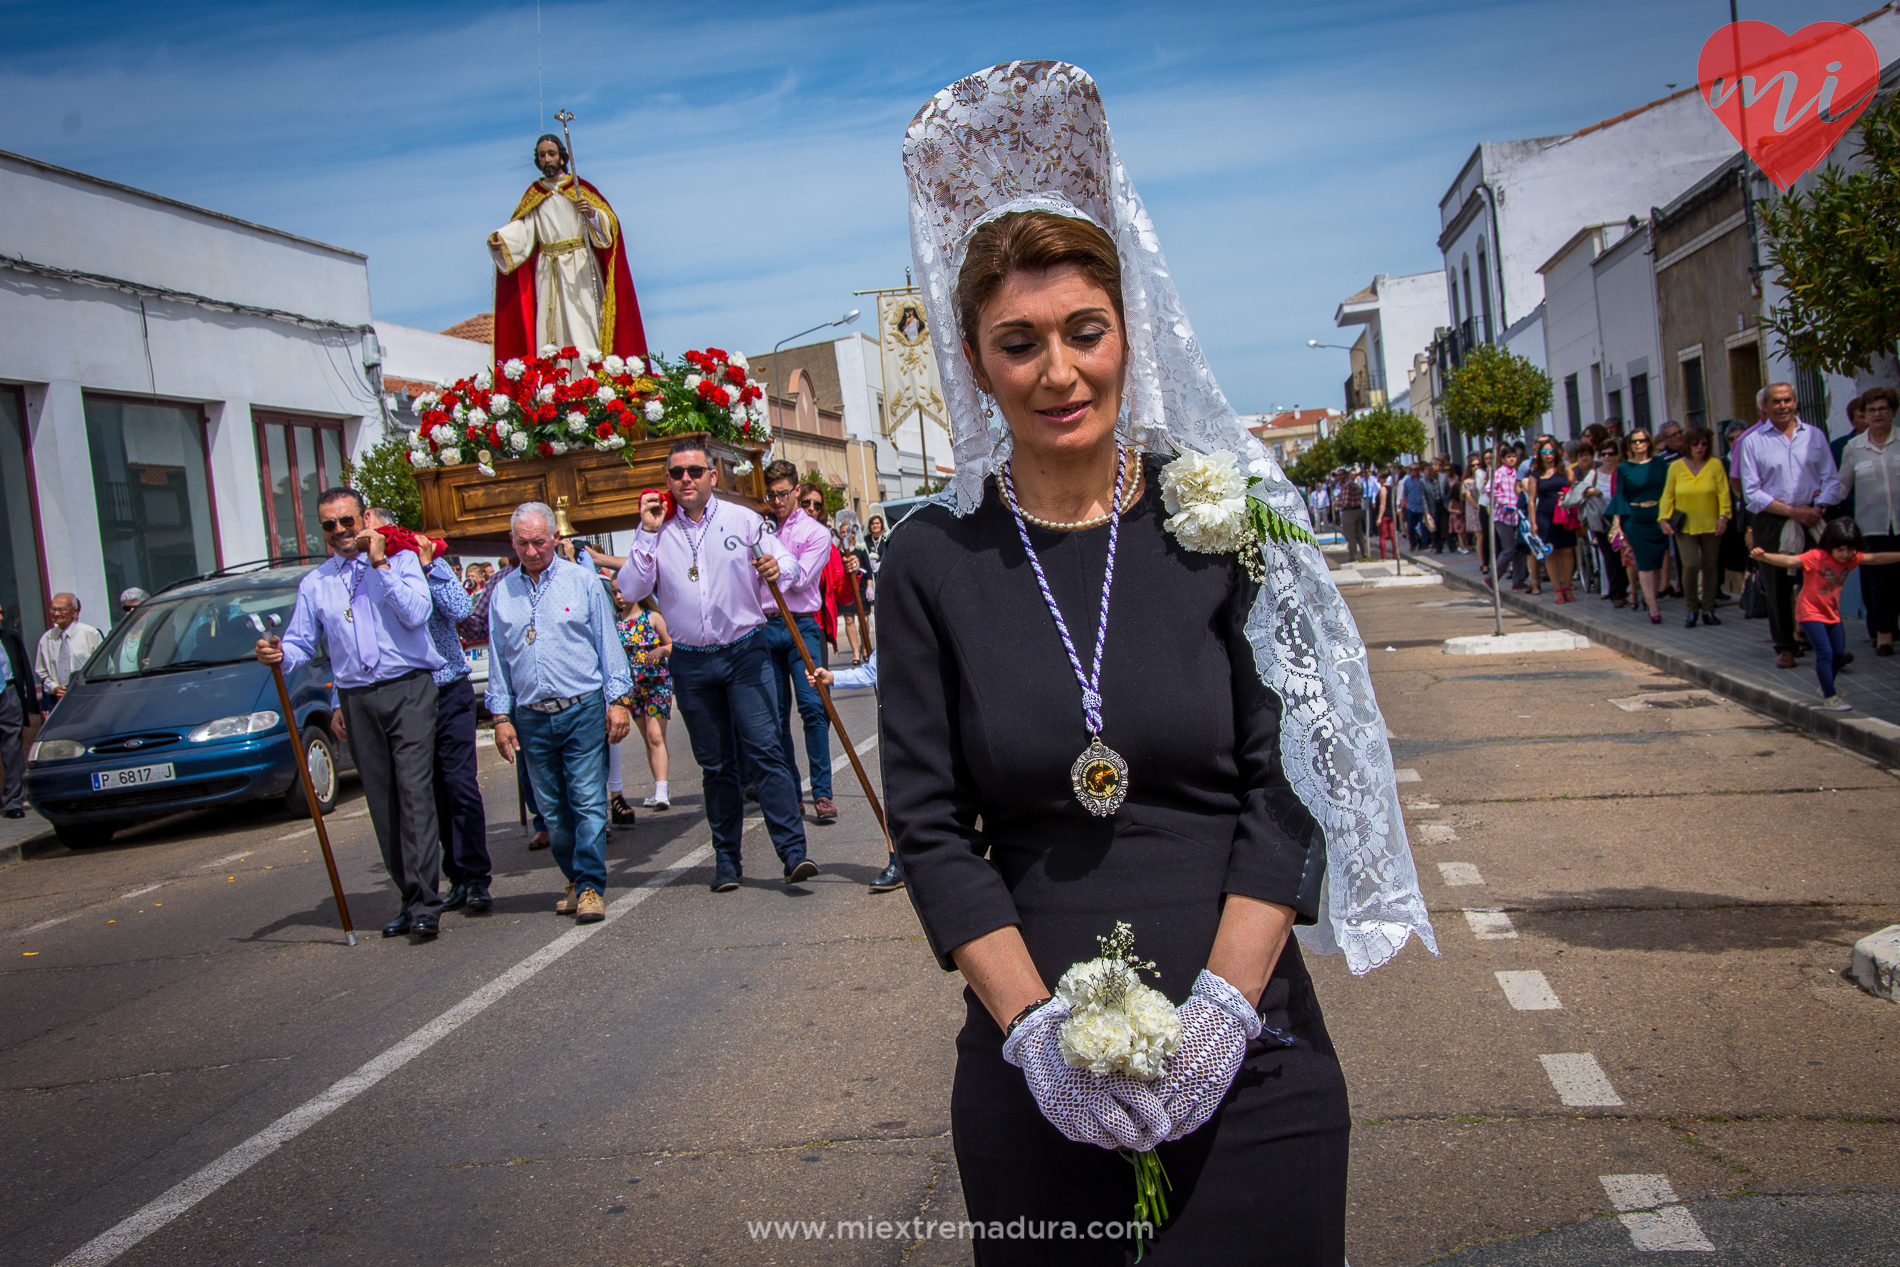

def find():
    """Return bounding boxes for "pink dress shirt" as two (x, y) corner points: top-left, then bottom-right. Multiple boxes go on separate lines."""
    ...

(757, 508), (831, 615)
(616, 496), (794, 650)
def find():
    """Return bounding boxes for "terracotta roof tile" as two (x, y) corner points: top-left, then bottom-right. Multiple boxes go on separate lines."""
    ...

(441, 313), (493, 343)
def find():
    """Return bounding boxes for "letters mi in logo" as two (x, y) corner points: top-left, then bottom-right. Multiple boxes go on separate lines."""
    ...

(1697, 21), (1881, 190)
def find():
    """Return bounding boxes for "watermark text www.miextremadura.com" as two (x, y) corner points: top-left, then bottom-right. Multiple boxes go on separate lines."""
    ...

(746, 1218), (1153, 1242)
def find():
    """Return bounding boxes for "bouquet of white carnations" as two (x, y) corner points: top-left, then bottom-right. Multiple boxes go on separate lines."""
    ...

(1159, 449), (1317, 582)
(1055, 922), (1179, 1258)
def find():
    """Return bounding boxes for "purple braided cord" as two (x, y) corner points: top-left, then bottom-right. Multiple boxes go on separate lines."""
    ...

(1001, 446), (1126, 736)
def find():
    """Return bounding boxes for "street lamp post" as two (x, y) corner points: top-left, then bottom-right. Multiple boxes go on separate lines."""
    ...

(772, 309), (861, 463)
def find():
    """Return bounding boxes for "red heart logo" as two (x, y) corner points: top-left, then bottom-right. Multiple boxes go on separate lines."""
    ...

(1697, 21), (1880, 191)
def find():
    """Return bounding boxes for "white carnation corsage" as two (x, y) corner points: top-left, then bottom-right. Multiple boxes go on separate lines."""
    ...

(1057, 922), (1179, 1258)
(1158, 449), (1316, 581)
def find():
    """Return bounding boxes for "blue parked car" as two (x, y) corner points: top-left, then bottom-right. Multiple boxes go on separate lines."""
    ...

(25, 562), (356, 849)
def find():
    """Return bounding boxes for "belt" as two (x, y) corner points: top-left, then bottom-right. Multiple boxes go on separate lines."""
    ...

(541, 237), (587, 256)
(674, 627), (762, 655)
(338, 666), (430, 695)
(1631, 500), (1660, 508)
(764, 611), (820, 622)
(522, 692), (588, 713)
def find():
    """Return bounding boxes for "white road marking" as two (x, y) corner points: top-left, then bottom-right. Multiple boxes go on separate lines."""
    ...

(1599, 1174), (1714, 1252)
(829, 732), (878, 774)
(1437, 861), (1484, 886)
(17, 914), (78, 936)
(198, 853), (251, 868)
(1394, 768), (1421, 783)
(52, 837), (717, 1267)
(1403, 799), (1440, 810)
(120, 883), (165, 900)
(1413, 824), (1460, 844)
(1540, 1053), (1623, 1106)
(342, 808), (370, 819)
(276, 826), (315, 841)
(1461, 908), (1517, 939)
(1496, 970), (1562, 1010)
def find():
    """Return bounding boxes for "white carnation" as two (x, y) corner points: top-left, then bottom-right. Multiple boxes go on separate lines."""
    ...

(644, 399), (664, 422)
(1165, 500), (1253, 554)
(1159, 449), (1252, 555)
(508, 432), (529, 452)
(538, 344), (559, 359)
(624, 356), (646, 378)
(489, 392), (512, 414)
(609, 435), (626, 449)
(582, 348), (601, 362)
(537, 384), (557, 403)
(549, 440), (569, 455)
(467, 408), (489, 428)
(1058, 1005), (1137, 1076)
(603, 355), (626, 376)
(477, 463), (496, 477)
(408, 449), (434, 468)
(452, 403), (466, 422)
(439, 449), (464, 466)
(730, 352), (749, 371)
(475, 368), (494, 390)
(567, 412), (589, 434)
(502, 359), (526, 381)
(596, 385), (616, 404)
(684, 373), (703, 391)
(430, 423), (455, 444)
(733, 459), (754, 476)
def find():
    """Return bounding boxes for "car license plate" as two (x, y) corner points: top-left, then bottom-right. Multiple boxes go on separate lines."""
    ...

(91, 763), (176, 792)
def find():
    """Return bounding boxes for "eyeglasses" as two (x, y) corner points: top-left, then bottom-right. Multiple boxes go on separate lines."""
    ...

(800, 499), (824, 511)
(667, 465), (709, 481)
(320, 516), (357, 531)
(765, 486), (796, 501)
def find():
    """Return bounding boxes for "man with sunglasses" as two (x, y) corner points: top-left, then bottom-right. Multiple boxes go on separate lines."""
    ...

(754, 461), (839, 824)
(614, 441), (816, 891)
(257, 487), (447, 938)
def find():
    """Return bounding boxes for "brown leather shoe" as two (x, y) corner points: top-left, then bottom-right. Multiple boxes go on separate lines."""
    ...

(556, 883), (577, 915)
(575, 889), (605, 923)
(1776, 651), (1797, 669)
(813, 796), (838, 824)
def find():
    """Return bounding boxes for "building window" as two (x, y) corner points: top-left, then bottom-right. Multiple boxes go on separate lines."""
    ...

(1678, 360), (1704, 429)
(255, 412), (346, 560)
(84, 396), (221, 601)
(1794, 362), (1828, 429)
(1631, 373), (1652, 430)
(1476, 241), (1494, 344)
(1563, 374), (1582, 439)
(1607, 389), (1623, 425)
(0, 387), (48, 649)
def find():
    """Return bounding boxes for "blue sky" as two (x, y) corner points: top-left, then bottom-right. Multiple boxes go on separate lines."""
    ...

(0, 0), (1839, 411)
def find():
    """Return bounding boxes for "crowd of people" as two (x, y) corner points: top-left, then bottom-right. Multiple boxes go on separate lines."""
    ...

(245, 444), (886, 938)
(1299, 381), (1900, 711)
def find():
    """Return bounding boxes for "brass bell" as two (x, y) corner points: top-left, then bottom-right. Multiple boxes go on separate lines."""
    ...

(553, 495), (576, 537)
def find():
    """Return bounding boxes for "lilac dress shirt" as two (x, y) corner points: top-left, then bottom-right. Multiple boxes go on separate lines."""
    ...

(616, 496), (794, 650)
(1736, 419), (1841, 514)
(279, 551), (444, 687)
(758, 508), (831, 615)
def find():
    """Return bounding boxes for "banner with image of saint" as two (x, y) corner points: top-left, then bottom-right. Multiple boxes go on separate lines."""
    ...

(878, 292), (948, 439)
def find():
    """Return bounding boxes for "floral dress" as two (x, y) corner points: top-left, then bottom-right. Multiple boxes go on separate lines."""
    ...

(620, 610), (672, 720)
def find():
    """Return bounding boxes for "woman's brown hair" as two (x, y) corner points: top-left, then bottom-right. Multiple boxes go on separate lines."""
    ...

(955, 211), (1125, 350)
(1682, 424), (1714, 452)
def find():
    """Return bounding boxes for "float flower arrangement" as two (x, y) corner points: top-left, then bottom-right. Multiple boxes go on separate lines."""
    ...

(407, 345), (770, 476)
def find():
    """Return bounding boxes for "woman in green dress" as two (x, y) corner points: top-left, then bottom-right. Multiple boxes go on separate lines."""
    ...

(1610, 428), (1669, 623)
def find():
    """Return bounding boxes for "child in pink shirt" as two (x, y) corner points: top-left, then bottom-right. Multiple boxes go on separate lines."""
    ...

(1754, 517), (1900, 710)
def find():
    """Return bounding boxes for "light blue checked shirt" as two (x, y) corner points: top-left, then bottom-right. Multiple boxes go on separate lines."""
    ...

(423, 558), (472, 686)
(484, 554), (633, 717)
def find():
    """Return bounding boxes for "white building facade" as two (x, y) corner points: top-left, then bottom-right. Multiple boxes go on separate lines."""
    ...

(1334, 270), (1447, 414)
(0, 149), (380, 652)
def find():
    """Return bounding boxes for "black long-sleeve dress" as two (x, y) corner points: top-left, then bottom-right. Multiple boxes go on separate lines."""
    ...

(878, 458), (1351, 1265)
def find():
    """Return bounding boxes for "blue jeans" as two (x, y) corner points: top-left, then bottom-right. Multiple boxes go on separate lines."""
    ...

(513, 694), (610, 897)
(762, 613), (832, 801)
(1800, 620), (1846, 698)
(671, 632), (808, 873)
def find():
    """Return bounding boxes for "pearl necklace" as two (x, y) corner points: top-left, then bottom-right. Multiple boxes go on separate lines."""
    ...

(1000, 454), (1141, 530)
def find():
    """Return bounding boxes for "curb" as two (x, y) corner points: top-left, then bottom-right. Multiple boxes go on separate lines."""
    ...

(0, 841), (20, 867)
(1409, 555), (1900, 769)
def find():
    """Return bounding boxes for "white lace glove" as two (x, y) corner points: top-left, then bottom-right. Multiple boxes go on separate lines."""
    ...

(1156, 970), (1262, 1141)
(1002, 1000), (1173, 1151)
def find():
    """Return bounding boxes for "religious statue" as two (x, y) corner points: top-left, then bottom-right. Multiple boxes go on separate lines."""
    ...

(489, 130), (647, 363)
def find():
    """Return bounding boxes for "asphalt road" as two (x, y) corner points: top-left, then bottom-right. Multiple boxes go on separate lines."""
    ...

(2, 586), (1895, 1266)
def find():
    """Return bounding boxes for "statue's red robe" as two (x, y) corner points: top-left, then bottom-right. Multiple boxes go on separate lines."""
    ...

(492, 175), (647, 362)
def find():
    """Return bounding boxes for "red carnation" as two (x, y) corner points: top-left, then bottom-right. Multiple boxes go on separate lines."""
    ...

(706, 347), (728, 361)
(740, 385), (762, 403)
(596, 422), (614, 439)
(559, 345), (579, 359)
(724, 365), (747, 386)
(466, 425), (482, 439)
(537, 442), (554, 456)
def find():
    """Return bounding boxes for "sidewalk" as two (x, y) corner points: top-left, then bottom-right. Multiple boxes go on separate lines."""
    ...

(1404, 547), (1900, 766)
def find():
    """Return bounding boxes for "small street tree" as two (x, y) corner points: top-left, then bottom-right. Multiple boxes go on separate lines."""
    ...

(342, 433), (424, 532)
(1759, 91), (1900, 381)
(1285, 436), (1336, 488)
(1440, 344), (1553, 636)
(1333, 405), (1428, 469)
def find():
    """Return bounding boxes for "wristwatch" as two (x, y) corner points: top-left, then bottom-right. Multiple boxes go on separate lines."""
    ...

(613, 695), (633, 709)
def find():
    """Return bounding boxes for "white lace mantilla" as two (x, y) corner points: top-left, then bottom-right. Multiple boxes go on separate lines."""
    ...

(903, 61), (1435, 973)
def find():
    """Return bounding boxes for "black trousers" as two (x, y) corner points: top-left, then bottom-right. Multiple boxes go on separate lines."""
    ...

(1863, 533), (1900, 640)
(1754, 509), (1799, 653)
(342, 669), (442, 916)
(431, 677), (491, 887)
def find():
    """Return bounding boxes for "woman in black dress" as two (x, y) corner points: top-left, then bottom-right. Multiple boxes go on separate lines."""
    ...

(883, 62), (1434, 1265)
(1521, 438), (1576, 600)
